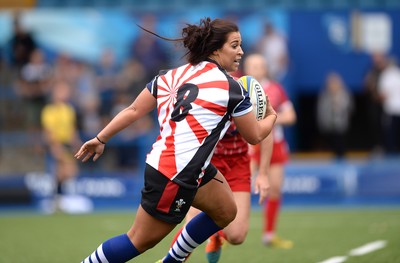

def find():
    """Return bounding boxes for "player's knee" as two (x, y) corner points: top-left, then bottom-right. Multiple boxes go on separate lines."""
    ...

(269, 189), (282, 199)
(227, 231), (247, 245)
(214, 203), (237, 227)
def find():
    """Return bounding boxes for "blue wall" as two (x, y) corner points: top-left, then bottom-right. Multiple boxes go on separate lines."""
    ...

(1, 158), (399, 213)
(289, 9), (400, 93)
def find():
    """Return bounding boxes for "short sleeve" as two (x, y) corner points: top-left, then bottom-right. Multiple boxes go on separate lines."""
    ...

(229, 78), (253, 117)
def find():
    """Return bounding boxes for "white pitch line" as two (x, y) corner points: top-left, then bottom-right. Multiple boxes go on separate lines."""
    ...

(349, 240), (387, 256)
(317, 240), (388, 263)
(317, 256), (348, 263)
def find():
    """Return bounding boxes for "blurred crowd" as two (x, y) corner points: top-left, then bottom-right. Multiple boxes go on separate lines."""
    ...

(0, 12), (163, 173)
(1, 11), (400, 178)
(316, 51), (400, 159)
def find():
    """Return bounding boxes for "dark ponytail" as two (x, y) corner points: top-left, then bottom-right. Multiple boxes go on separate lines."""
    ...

(137, 17), (239, 65)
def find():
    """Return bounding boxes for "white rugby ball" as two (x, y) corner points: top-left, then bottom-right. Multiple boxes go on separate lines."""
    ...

(238, 75), (267, 120)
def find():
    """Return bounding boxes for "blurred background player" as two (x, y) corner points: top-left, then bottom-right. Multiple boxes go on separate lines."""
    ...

(377, 57), (400, 154)
(169, 115), (273, 263)
(41, 80), (81, 212)
(317, 72), (354, 159)
(254, 22), (289, 83)
(244, 53), (296, 249)
(363, 52), (388, 154)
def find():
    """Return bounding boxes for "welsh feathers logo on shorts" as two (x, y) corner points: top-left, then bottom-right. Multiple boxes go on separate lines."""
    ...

(174, 199), (186, 212)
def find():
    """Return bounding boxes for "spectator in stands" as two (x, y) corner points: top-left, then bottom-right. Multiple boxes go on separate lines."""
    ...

(0, 48), (13, 126)
(110, 91), (155, 170)
(94, 48), (120, 122)
(41, 80), (81, 212)
(254, 22), (289, 83)
(74, 61), (103, 172)
(130, 14), (169, 79)
(52, 53), (101, 138)
(0, 47), (14, 88)
(8, 11), (37, 71)
(52, 53), (79, 85)
(317, 72), (354, 159)
(363, 51), (388, 154)
(116, 58), (147, 100)
(73, 60), (106, 170)
(16, 48), (53, 151)
(114, 59), (156, 170)
(0, 49), (4, 145)
(378, 57), (400, 154)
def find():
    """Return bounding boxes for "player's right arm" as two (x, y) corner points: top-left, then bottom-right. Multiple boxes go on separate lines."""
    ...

(75, 87), (156, 162)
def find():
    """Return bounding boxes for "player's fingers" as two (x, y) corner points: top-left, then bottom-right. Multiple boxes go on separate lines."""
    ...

(258, 195), (264, 205)
(74, 148), (84, 158)
(75, 145), (89, 158)
(258, 187), (269, 205)
(93, 152), (102, 162)
(259, 192), (267, 205)
(81, 151), (93, 162)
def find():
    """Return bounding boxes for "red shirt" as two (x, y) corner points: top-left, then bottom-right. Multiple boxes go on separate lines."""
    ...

(214, 121), (248, 157)
(261, 79), (291, 143)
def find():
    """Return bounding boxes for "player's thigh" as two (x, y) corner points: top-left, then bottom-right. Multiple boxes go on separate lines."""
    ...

(192, 171), (236, 227)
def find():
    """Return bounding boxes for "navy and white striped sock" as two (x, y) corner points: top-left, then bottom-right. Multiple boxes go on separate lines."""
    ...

(82, 234), (139, 263)
(162, 212), (222, 262)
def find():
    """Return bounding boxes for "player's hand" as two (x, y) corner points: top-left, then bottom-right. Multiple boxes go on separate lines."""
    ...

(253, 172), (270, 205)
(74, 138), (105, 162)
(264, 95), (277, 119)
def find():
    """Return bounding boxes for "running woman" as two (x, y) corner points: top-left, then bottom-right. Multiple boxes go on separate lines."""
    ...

(75, 18), (277, 263)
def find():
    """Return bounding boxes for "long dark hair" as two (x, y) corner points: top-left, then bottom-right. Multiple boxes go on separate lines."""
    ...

(137, 17), (239, 65)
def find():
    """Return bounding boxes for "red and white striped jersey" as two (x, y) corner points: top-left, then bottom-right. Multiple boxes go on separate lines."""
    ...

(145, 60), (252, 188)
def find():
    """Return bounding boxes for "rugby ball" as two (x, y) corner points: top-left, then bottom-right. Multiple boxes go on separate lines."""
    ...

(238, 75), (267, 120)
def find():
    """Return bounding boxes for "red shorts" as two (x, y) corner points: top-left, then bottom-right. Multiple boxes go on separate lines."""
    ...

(211, 153), (251, 192)
(250, 140), (289, 166)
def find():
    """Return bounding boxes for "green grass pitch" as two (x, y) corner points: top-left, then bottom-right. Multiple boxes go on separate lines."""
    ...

(0, 208), (399, 263)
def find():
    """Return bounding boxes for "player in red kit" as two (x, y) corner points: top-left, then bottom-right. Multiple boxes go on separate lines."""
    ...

(244, 53), (297, 249)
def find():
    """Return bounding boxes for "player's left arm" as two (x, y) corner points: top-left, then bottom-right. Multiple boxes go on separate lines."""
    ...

(253, 132), (273, 205)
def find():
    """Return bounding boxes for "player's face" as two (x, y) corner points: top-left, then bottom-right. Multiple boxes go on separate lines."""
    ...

(244, 54), (268, 82)
(213, 32), (244, 72)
